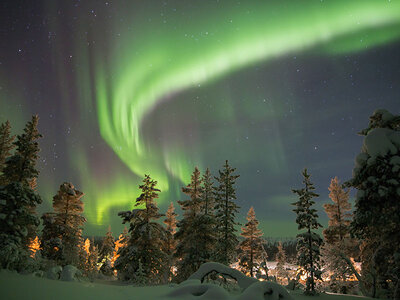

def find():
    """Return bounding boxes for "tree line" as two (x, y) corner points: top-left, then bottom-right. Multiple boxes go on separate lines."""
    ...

(0, 109), (399, 299)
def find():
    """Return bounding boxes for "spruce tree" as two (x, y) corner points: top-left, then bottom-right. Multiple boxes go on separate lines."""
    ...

(115, 175), (167, 283)
(175, 167), (206, 281)
(0, 120), (15, 181)
(202, 168), (215, 216)
(0, 116), (42, 270)
(275, 241), (288, 284)
(214, 160), (240, 266)
(163, 202), (177, 281)
(111, 227), (129, 269)
(323, 177), (354, 290)
(347, 109), (400, 299)
(99, 226), (114, 263)
(2, 115), (42, 186)
(99, 226), (115, 275)
(41, 182), (86, 266)
(292, 168), (323, 295)
(238, 206), (264, 277)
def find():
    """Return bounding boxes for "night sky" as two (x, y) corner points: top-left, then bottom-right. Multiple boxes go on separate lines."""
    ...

(1, 0), (399, 238)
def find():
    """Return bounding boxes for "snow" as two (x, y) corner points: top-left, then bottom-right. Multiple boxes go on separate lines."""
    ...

(362, 128), (400, 158)
(0, 269), (373, 300)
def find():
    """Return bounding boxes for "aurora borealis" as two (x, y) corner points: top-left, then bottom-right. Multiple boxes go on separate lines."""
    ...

(1, 0), (400, 237)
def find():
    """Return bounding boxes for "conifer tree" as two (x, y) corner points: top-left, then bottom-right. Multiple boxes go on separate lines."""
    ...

(238, 206), (264, 277)
(115, 175), (167, 283)
(202, 168), (215, 216)
(214, 160), (240, 266)
(163, 202), (177, 281)
(292, 168), (323, 295)
(99, 226), (115, 264)
(347, 109), (400, 299)
(2, 115), (42, 186)
(41, 182), (86, 266)
(0, 116), (42, 270)
(111, 227), (129, 268)
(99, 226), (115, 275)
(323, 177), (354, 289)
(0, 120), (15, 181)
(175, 167), (206, 281)
(275, 241), (288, 284)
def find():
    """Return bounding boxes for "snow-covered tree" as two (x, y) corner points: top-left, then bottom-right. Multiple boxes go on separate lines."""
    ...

(213, 160), (240, 266)
(0, 116), (42, 270)
(275, 242), (288, 283)
(115, 175), (168, 283)
(238, 206), (264, 277)
(0, 120), (15, 181)
(163, 202), (177, 281)
(0, 183), (42, 270)
(41, 182), (86, 266)
(322, 177), (354, 290)
(347, 109), (400, 299)
(99, 226), (114, 264)
(292, 168), (323, 295)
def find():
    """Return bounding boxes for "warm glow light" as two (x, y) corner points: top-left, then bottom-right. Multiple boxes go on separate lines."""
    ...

(28, 236), (41, 258)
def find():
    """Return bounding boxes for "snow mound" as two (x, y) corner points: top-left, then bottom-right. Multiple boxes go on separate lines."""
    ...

(46, 265), (62, 280)
(60, 265), (82, 282)
(188, 262), (258, 290)
(176, 262), (294, 300)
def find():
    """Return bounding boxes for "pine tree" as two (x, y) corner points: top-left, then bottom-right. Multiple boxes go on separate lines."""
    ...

(0, 120), (15, 181)
(238, 206), (264, 277)
(163, 202), (177, 281)
(292, 168), (323, 295)
(323, 177), (354, 289)
(275, 241), (288, 284)
(202, 168), (215, 216)
(41, 182), (86, 266)
(347, 109), (400, 299)
(2, 115), (42, 186)
(0, 116), (42, 270)
(99, 226), (114, 264)
(111, 227), (129, 269)
(214, 160), (240, 266)
(115, 175), (168, 283)
(175, 167), (206, 281)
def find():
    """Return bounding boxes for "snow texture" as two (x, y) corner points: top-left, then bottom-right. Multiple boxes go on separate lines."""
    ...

(189, 262), (258, 290)
(362, 128), (400, 158)
(60, 265), (82, 281)
(46, 266), (62, 280)
(0, 269), (372, 300)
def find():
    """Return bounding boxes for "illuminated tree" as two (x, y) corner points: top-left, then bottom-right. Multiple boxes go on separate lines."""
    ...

(275, 242), (288, 283)
(213, 160), (240, 266)
(322, 177), (354, 291)
(347, 109), (400, 298)
(115, 175), (167, 283)
(41, 182), (86, 266)
(111, 227), (129, 268)
(238, 206), (264, 277)
(0, 116), (42, 270)
(292, 168), (323, 295)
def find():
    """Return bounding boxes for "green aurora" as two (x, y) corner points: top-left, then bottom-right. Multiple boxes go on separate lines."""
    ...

(2, 0), (400, 236)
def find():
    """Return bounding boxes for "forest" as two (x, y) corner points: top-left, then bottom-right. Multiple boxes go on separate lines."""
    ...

(0, 109), (399, 299)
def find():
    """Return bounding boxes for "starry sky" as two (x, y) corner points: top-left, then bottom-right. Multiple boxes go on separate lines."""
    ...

(1, 0), (400, 238)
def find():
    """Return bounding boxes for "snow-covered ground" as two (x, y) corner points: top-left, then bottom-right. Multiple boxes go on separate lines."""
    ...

(0, 268), (371, 300)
